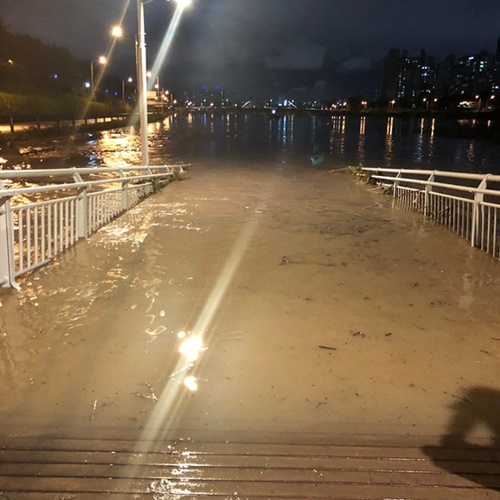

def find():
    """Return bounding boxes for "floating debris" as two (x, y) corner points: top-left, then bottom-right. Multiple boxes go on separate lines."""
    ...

(385, 332), (393, 337)
(135, 382), (158, 402)
(361, 198), (393, 210)
(146, 325), (167, 341)
(352, 331), (365, 337)
(444, 391), (472, 405)
(218, 330), (246, 341)
(169, 365), (193, 379)
(318, 345), (337, 350)
(91, 400), (98, 421)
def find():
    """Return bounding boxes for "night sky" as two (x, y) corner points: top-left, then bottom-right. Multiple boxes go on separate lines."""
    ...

(2, 0), (500, 99)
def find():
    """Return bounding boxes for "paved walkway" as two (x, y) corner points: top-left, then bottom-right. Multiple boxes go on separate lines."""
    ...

(0, 163), (499, 497)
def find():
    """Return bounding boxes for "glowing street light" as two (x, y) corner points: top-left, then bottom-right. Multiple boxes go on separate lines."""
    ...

(475, 94), (482, 111)
(487, 94), (495, 110)
(122, 76), (134, 103)
(136, 0), (192, 166)
(111, 25), (123, 38)
(90, 56), (107, 96)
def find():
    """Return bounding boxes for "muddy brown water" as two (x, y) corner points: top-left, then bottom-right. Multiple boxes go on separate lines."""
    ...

(0, 160), (499, 447)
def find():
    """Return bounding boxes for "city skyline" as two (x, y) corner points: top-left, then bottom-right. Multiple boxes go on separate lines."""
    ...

(2, 0), (500, 100)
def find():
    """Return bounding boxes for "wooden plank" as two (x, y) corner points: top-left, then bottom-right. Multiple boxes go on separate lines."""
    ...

(0, 439), (497, 498)
(0, 462), (499, 490)
(1, 449), (499, 477)
(0, 476), (496, 499)
(2, 439), (499, 462)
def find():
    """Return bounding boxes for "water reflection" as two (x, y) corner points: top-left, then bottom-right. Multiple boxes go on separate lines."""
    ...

(385, 117), (394, 164)
(329, 116), (346, 159)
(277, 114), (294, 145)
(16, 113), (500, 173)
(414, 118), (425, 163)
(466, 143), (476, 163)
(358, 117), (366, 164)
(428, 118), (436, 160)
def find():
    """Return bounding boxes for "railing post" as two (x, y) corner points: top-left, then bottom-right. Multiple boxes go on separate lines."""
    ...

(0, 194), (15, 287)
(424, 171), (435, 216)
(76, 189), (88, 239)
(471, 175), (488, 248)
(393, 170), (401, 199)
(120, 170), (130, 210)
(73, 172), (88, 239)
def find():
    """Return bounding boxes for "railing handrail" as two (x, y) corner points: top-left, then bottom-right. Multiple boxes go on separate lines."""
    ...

(0, 164), (185, 288)
(360, 166), (500, 262)
(369, 174), (500, 197)
(0, 164), (184, 179)
(362, 167), (500, 183)
(0, 165), (183, 198)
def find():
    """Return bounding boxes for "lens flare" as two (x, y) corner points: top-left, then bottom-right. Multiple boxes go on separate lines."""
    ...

(179, 336), (204, 362)
(183, 376), (198, 392)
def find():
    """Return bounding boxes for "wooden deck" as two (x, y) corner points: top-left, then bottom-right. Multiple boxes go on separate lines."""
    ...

(0, 437), (498, 498)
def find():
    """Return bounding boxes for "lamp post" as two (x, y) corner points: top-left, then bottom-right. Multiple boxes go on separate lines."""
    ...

(136, 0), (149, 166)
(487, 94), (495, 110)
(475, 94), (482, 111)
(122, 77), (133, 103)
(91, 56), (107, 96)
(136, 0), (192, 166)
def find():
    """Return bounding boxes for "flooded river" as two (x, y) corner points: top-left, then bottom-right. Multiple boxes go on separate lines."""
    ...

(4, 112), (500, 174)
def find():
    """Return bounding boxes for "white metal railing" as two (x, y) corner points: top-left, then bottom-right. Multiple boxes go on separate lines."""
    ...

(361, 167), (500, 260)
(0, 165), (184, 287)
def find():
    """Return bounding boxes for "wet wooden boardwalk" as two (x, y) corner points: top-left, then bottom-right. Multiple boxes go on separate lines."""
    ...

(0, 437), (499, 498)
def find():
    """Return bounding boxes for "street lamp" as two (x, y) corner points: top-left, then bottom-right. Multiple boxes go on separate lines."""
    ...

(91, 56), (107, 96)
(136, 0), (192, 166)
(111, 25), (123, 38)
(122, 77), (134, 103)
(487, 94), (495, 110)
(475, 94), (482, 111)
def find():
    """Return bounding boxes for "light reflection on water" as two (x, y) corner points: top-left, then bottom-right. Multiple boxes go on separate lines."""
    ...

(58, 113), (500, 174)
(3, 114), (500, 174)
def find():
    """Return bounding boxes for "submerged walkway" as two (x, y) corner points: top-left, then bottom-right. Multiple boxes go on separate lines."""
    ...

(0, 162), (499, 497)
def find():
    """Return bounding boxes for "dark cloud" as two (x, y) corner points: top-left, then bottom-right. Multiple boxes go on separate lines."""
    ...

(2, 0), (500, 99)
(267, 39), (326, 71)
(338, 57), (372, 74)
